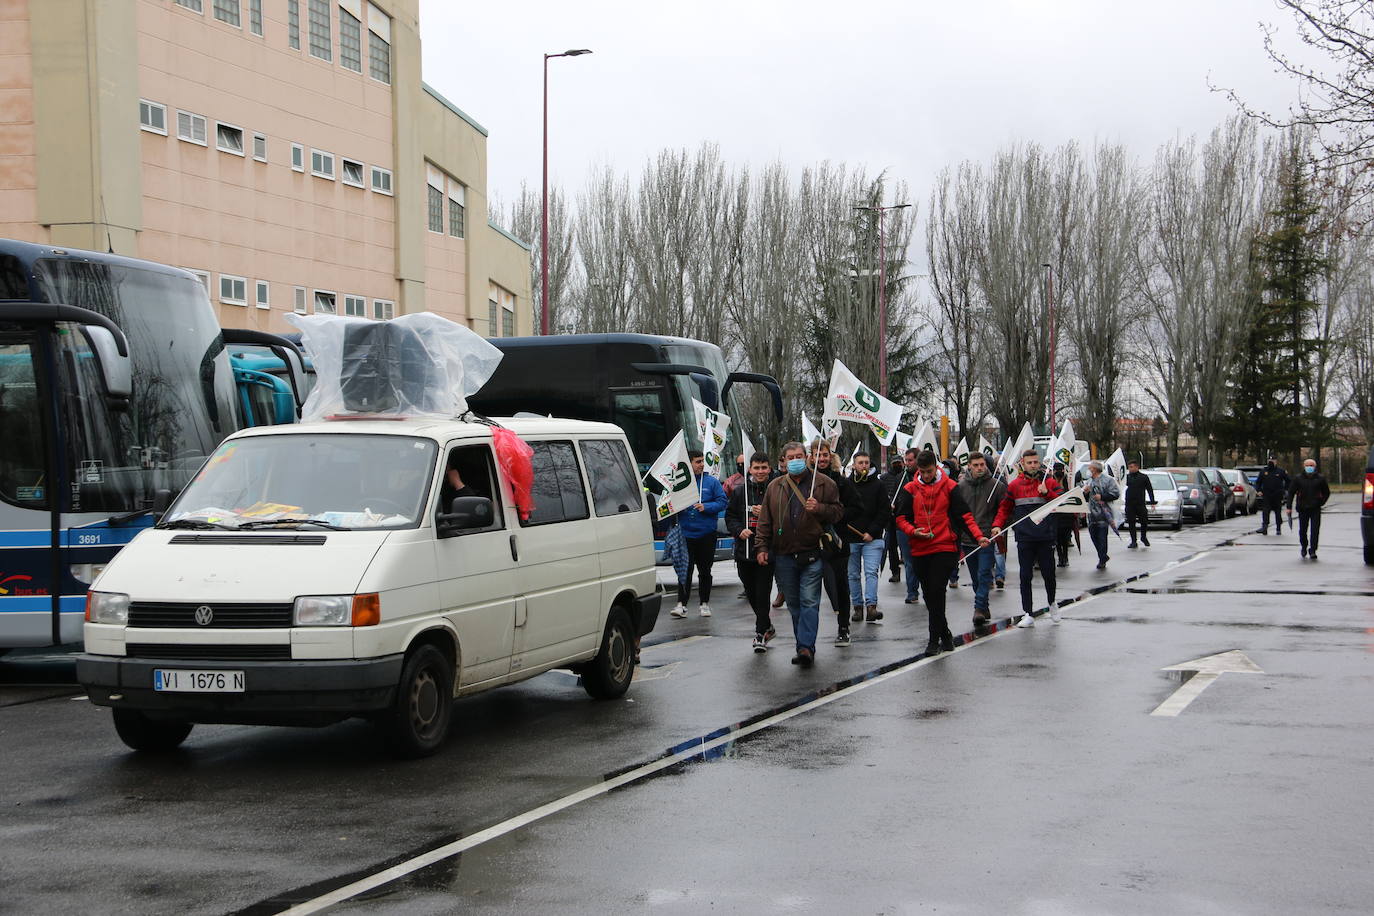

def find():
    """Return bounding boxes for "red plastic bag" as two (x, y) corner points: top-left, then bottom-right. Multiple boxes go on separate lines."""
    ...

(492, 427), (535, 521)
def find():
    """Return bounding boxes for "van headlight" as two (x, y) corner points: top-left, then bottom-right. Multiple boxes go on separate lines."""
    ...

(293, 595), (352, 626)
(86, 591), (129, 624)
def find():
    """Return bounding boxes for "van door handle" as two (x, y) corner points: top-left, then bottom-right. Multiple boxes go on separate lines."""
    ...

(509, 534), (519, 562)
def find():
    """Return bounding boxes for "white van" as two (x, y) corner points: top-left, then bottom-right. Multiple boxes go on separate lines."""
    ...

(77, 417), (662, 757)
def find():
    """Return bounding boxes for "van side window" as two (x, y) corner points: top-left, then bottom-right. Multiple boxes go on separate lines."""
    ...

(439, 444), (503, 533)
(579, 439), (642, 516)
(521, 440), (589, 526)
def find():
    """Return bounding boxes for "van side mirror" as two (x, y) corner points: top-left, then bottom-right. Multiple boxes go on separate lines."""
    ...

(437, 496), (494, 535)
(80, 325), (132, 400)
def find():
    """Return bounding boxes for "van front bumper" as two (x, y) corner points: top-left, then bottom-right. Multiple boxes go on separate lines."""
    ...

(76, 653), (403, 725)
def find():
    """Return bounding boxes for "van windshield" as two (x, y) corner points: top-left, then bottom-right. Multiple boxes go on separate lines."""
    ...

(164, 434), (437, 530)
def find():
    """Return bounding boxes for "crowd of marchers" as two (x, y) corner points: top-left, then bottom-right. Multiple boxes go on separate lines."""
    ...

(662, 444), (1333, 669)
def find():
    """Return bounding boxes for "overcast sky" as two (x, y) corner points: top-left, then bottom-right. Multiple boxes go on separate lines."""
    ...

(419, 0), (1312, 223)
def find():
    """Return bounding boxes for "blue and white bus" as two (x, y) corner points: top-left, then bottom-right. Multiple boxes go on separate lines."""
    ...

(0, 239), (302, 649)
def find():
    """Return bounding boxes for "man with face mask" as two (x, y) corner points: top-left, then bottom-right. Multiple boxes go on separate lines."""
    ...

(992, 449), (1065, 627)
(1285, 458), (1330, 559)
(756, 442), (844, 667)
(1255, 458), (1291, 535)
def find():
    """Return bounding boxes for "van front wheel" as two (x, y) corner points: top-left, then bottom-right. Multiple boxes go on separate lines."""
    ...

(112, 709), (193, 752)
(383, 644), (454, 758)
(582, 607), (635, 700)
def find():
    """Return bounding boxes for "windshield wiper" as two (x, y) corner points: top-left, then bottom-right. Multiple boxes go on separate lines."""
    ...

(155, 518), (238, 530)
(237, 518), (350, 531)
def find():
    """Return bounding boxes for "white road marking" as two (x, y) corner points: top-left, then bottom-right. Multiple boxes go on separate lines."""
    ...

(1150, 650), (1263, 717)
(632, 661), (681, 682)
(280, 634), (1000, 915)
(641, 634), (712, 653)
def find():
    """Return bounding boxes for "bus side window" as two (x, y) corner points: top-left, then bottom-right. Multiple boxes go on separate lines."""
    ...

(439, 444), (503, 532)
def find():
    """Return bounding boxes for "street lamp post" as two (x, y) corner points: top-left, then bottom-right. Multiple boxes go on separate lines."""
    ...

(1043, 262), (1056, 429)
(541, 48), (591, 336)
(854, 202), (909, 463)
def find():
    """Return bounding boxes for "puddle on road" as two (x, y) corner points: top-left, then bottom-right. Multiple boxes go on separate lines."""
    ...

(1078, 615), (1367, 634)
(1122, 586), (1374, 598)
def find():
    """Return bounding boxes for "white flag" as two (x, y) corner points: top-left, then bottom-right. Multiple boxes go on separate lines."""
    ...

(691, 399), (731, 477)
(843, 440), (862, 475)
(1045, 419), (1076, 471)
(953, 438), (970, 471)
(915, 418), (940, 455)
(742, 429), (757, 467)
(894, 429), (914, 453)
(997, 422), (1035, 479)
(801, 413), (823, 447)
(821, 414), (841, 448)
(1027, 484), (1090, 525)
(978, 434), (997, 461)
(824, 359), (904, 445)
(1104, 447), (1127, 480)
(647, 432), (701, 521)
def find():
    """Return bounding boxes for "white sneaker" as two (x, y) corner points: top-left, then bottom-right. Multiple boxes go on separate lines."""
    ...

(670, 603), (687, 619)
(1016, 613), (1035, 628)
(699, 604), (712, 617)
(1050, 606), (1062, 623)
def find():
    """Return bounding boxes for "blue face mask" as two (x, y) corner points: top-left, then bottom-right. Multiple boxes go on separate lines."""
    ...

(1304, 466), (1315, 474)
(787, 458), (808, 476)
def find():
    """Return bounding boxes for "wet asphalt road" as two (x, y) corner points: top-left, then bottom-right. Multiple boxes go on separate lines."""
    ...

(3, 498), (1372, 914)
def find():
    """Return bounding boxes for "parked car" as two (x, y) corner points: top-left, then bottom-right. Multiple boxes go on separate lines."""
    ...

(1216, 468), (1258, 515)
(1204, 467), (1237, 517)
(1143, 470), (1184, 530)
(1363, 444), (1373, 565)
(1155, 467), (1221, 522)
(1236, 465), (1266, 487)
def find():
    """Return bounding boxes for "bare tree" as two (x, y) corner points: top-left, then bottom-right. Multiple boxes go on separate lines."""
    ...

(499, 183), (575, 334)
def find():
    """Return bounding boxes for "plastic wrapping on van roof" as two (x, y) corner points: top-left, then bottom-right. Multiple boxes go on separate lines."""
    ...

(286, 313), (503, 421)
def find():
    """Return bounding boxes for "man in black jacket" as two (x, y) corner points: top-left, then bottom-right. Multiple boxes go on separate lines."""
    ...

(811, 441), (861, 647)
(726, 453), (778, 651)
(1255, 458), (1291, 534)
(955, 452), (1006, 626)
(1123, 459), (1155, 548)
(1286, 458), (1331, 559)
(845, 452), (890, 624)
(881, 458), (909, 583)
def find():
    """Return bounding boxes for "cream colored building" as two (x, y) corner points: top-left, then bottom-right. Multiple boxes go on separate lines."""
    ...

(0, 0), (531, 336)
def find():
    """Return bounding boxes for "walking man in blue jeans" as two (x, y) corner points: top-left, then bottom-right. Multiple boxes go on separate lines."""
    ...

(845, 452), (890, 625)
(955, 452), (1005, 627)
(755, 441), (845, 667)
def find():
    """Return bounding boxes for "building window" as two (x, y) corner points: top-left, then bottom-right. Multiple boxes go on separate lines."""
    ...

(255, 280), (270, 310)
(216, 123), (245, 156)
(448, 195), (465, 239)
(174, 0), (203, 12)
(488, 299), (498, 336)
(368, 30), (390, 84)
(427, 185), (443, 233)
(212, 0), (240, 27)
(139, 100), (166, 135)
(313, 290), (337, 314)
(307, 0), (332, 61)
(339, 6), (362, 72)
(293, 286), (307, 314)
(176, 110), (207, 145)
(288, 0), (300, 48)
(249, 0), (262, 34)
(219, 275), (248, 305)
(344, 294), (366, 317)
(188, 269), (211, 295)
(502, 307), (514, 338)
(291, 143), (305, 172)
(372, 298), (394, 320)
(252, 133), (267, 161)
(341, 158), (365, 187)
(311, 149), (334, 180)
(370, 166), (392, 195)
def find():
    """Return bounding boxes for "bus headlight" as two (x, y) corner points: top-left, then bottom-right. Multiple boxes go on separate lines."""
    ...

(86, 591), (130, 624)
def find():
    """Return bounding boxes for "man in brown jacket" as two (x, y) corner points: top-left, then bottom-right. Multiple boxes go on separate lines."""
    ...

(755, 441), (845, 667)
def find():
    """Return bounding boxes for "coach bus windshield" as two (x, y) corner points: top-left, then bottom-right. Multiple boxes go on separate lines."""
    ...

(31, 258), (238, 513)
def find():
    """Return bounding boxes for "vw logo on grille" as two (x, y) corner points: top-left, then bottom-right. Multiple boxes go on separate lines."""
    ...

(194, 605), (214, 626)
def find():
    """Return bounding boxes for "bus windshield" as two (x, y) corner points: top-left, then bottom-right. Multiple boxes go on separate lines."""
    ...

(32, 257), (239, 513)
(165, 434), (437, 530)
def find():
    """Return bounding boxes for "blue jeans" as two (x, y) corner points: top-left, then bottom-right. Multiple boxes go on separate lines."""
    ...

(1089, 523), (1110, 564)
(895, 530), (920, 600)
(995, 545), (1007, 581)
(847, 537), (885, 607)
(968, 546), (997, 613)
(774, 552), (823, 653)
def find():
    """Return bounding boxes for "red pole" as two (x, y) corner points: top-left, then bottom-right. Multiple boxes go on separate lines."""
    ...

(878, 210), (888, 466)
(1046, 263), (1057, 427)
(540, 54), (550, 336)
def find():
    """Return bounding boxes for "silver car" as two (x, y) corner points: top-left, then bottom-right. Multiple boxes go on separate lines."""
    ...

(1216, 468), (1257, 515)
(1142, 470), (1184, 530)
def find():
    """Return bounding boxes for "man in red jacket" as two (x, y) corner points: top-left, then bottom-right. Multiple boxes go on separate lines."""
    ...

(894, 450), (990, 656)
(992, 449), (1064, 627)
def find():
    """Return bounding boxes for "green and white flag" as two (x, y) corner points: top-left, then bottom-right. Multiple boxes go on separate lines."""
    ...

(894, 429), (914, 453)
(1104, 447), (1127, 480)
(915, 418), (940, 456)
(1027, 483), (1090, 524)
(648, 431), (701, 520)
(824, 359), (904, 446)
(1046, 419), (1076, 470)
(801, 413), (823, 448)
(998, 422), (1035, 479)
(978, 434), (997, 461)
(953, 437), (971, 470)
(691, 399), (731, 478)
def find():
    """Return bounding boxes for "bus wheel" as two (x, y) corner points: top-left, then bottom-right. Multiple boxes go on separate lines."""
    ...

(383, 643), (454, 759)
(112, 709), (193, 752)
(582, 607), (634, 700)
